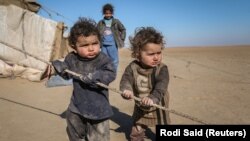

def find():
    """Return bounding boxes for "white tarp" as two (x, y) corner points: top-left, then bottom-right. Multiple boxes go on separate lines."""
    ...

(0, 59), (43, 81)
(0, 4), (63, 81)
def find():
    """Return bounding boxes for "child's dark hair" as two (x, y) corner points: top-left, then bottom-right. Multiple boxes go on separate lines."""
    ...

(68, 17), (101, 49)
(129, 27), (165, 58)
(102, 3), (114, 14)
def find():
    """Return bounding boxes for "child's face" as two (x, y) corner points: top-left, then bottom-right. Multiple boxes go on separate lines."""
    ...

(75, 35), (101, 59)
(104, 10), (113, 19)
(139, 43), (163, 67)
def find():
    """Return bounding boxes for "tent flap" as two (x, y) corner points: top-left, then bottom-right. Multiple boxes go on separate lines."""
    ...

(0, 4), (68, 81)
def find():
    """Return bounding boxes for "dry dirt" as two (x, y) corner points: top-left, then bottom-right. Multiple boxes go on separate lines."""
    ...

(0, 46), (250, 141)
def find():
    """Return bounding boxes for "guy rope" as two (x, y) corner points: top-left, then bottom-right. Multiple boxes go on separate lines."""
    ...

(1, 40), (210, 124)
(64, 69), (209, 125)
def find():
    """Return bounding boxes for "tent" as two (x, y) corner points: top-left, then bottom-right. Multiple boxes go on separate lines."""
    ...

(0, 0), (71, 81)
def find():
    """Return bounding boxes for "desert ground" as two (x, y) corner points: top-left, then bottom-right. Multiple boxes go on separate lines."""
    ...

(0, 46), (250, 141)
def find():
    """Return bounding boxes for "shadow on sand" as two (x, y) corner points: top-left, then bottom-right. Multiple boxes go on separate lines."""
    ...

(110, 106), (133, 140)
(110, 106), (156, 141)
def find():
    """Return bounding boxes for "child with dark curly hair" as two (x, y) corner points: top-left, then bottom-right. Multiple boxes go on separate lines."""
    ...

(48, 17), (116, 141)
(120, 27), (170, 141)
(97, 3), (126, 72)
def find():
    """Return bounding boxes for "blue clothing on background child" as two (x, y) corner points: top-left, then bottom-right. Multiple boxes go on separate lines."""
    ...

(97, 3), (126, 72)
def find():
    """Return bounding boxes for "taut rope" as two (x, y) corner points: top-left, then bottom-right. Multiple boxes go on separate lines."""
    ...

(0, 40), (210, 124)
(64, 69), (210, 125)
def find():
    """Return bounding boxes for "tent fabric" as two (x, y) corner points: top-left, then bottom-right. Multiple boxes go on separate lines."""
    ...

(0, 4), (69, 81)
(0, 59), (43, 81)
(0, 0), (41, 13)
(50, 24), (74, 61)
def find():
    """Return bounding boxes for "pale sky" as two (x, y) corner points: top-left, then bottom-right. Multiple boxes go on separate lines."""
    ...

(37, 0), (250, 47)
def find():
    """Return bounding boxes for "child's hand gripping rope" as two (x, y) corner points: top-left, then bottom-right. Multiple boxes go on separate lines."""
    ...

(52, 60), (95, 85)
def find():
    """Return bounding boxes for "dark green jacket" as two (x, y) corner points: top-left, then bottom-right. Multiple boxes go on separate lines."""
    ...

(97, 18), (126, 48)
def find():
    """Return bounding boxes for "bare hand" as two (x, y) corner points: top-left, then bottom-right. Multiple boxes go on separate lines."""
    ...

(122, 90), (133, 100)
(41, 64), (54, 80)
(141, 97), (154, 106)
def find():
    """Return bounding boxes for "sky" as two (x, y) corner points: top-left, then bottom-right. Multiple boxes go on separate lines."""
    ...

(37, 0), (250, 47)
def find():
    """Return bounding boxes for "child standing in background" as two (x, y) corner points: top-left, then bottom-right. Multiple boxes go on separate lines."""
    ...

(97, 3), (126, 72)
(120, 27), (170, 141)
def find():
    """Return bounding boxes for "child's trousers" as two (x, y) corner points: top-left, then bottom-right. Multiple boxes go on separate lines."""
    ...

(66, 110), (110, 141)
(101, 44), (119, 72)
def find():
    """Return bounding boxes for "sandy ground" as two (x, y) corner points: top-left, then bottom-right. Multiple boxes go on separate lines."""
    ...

(0, 46), (250, 141)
